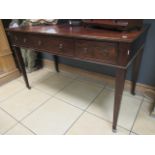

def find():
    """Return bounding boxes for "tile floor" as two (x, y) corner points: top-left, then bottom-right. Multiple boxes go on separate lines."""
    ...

(0, 68), (155, 135)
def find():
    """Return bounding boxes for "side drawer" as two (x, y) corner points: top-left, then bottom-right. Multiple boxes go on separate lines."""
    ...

(75, 39), (117, 64)
(12, 33), (75, 56)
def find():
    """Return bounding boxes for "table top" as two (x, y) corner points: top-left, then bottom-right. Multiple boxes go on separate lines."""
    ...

(6, 24), (149, 43)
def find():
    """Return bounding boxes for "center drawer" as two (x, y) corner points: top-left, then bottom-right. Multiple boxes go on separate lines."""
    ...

(75, 40), (117, 64)
(12, 33), (74, 57)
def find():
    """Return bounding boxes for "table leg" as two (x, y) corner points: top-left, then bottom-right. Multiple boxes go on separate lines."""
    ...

(13, 47), (31, 89)
(53, 55), (59, 72)
(113, 68), (126, 132)
(131, 49), (143, 95)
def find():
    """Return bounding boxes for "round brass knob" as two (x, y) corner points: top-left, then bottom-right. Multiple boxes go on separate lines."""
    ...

(84, 47), (88, 53)
(59, 44), (63, 49)
(38, 40), (42, 46)
(23, 38), (27, 43)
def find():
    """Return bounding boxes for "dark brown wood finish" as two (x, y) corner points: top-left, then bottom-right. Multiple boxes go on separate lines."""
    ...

(7, 24), (148, 43)
(6, 24), (149, 132)
(75, 40), (117, 64)
(53, 55), (59, 72)
(82, 19), (143, 31)
(13, 46), (31, 89)
(113, 68), (126, 132)
(131, 48), (144, 95)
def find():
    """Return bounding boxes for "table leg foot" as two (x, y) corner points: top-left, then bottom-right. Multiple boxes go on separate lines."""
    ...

(27, 86), (31, 89)
(113, 68), (126, 131)
(131, 91), (136, 96)
(112, 128), (117, 133)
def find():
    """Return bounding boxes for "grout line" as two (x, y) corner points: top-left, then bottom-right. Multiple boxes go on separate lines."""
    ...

(63, 111), (85, 135)
(2, 69), (143, 135)
(0, 107), (30, 135)
(2, 122), (19, 135)
(3, 96), (53, 135)
(0, 106), (22, 123)
(34, 70), (145, 134)
(3, 122), (36, 135)
(18, 96), (53, 122)
(85, 110), (130, 133)
(0, 96), (53, 135)
(50, 77), (78, 96)
(15, 73), (79, 135)
(129, 131), (139, 135)
(63, 86), (106, 135)
(54, 87), (131, 133)
(105, 86), (144, 102)
(55, 97), (86, 111)
(54, 76), (106, 112)
(31, 86), (55, 96)
(55, 77), (106, 112)
(55, 79), (136, 133)
(1, 70), (78, 135)
(83, 87), (144, 133)
(31, 72), (78, 97)
(0, 104), (36, 135)
(129, 96), (144, 134)
(18, 122), (37, 135)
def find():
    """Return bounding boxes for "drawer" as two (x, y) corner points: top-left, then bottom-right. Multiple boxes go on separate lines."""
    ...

(12, 33), (74, 56)
(75, 40), (117, 64)
(55, 38), (74, 57)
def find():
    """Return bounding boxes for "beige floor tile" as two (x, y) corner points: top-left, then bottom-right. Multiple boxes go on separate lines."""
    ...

(87, 88), (141, 130)
(18, 68), (55, 86)
(22, 98), (83, 135)
(130, 132), (138, 135)
(143, 91), (155, 103)
(132, 101), (155, 135)
(106, 85), (143, 101)
(59, 70), (78, 79)
(0, 88), (50, 120)
(56, 80), (103, 110)
(143, 97), (154, 103)
(0, 80), (24, 102)
(77, 75), (106, 86)
(5, 124), (34, 135)
(67, 112), (129, 135)
(123, 90), (143, 101)
(0, 109), (17, 134)
(34, 74), (73, 95)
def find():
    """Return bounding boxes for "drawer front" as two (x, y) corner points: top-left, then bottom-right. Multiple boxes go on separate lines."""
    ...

(75, 40), (117, 64)
(55, 38), (74, 57)
(12, 33), (74, 57)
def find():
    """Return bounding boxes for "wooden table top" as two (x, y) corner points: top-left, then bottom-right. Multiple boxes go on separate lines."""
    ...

(6, 24), (149, 43)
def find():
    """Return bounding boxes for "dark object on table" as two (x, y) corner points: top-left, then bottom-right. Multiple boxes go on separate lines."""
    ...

(83, 19), (143, 31)
(68, 19), (82, 26)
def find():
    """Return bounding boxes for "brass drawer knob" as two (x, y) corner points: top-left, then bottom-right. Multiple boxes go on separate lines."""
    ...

(84, 47), (88, 53)
(23, 38), (27, 43)
(38, 40), (42, 46)
(59, 44), (63, 49)
(103, 48), (109, 57)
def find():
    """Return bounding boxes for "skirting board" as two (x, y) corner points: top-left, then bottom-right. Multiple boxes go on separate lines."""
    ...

(43, 59), (155, 96)
(0, 69), (20, 86)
